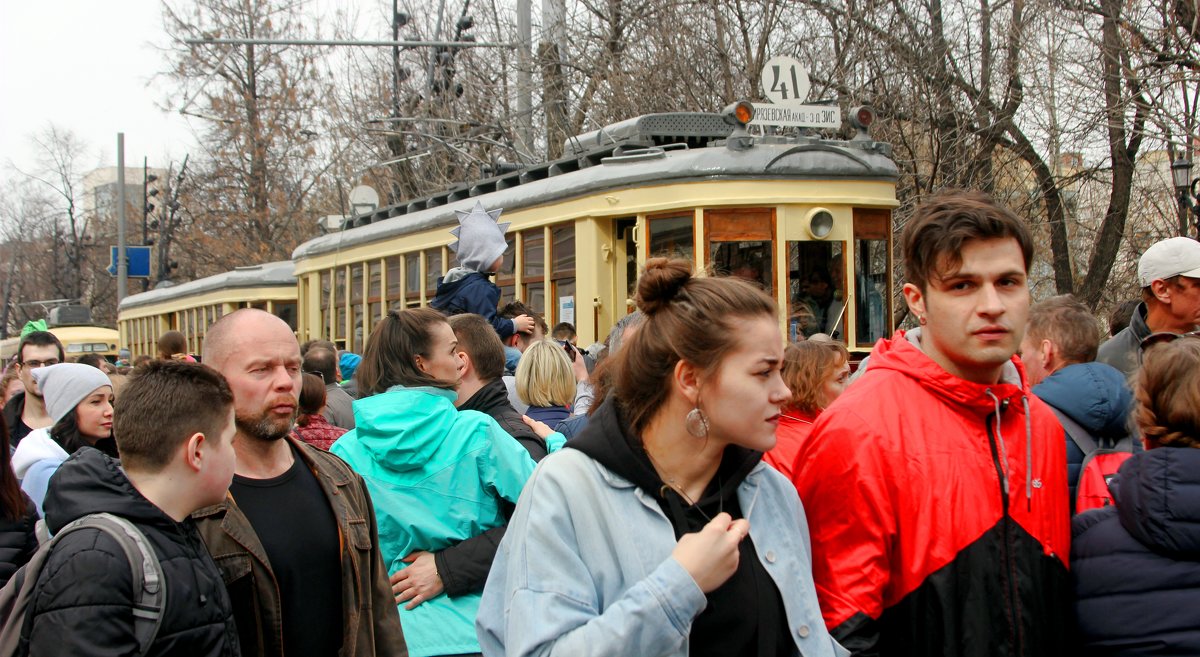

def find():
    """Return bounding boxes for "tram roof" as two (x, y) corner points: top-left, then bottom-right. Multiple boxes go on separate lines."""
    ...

(294, 115), (899, 261)
(118, 260), (296, 311)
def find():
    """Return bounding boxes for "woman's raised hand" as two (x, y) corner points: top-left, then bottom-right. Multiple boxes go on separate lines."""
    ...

(670, 512), (750, 593)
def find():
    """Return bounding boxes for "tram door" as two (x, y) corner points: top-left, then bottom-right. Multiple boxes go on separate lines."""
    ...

(704, 208), (775, 296)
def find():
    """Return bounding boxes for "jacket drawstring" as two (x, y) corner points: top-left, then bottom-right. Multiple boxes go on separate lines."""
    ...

(985, 389), (1010, 497)
(1023, 396), (1033, 511)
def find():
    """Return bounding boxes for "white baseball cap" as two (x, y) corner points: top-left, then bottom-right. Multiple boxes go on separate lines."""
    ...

(1137, 237), (1200, 287)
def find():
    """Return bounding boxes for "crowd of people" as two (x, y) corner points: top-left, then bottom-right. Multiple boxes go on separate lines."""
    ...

(0, 191), (1194, 657)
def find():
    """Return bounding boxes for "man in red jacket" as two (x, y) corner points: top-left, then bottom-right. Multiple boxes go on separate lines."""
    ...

(792, 190), (1071, 656)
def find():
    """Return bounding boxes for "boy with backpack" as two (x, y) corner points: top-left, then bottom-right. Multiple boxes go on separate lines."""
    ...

(12, 360), (240, 656)
(1020, 295), (1135, 513)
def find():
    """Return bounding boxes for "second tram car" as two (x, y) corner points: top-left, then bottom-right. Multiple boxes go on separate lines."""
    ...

(117, 260), (298, 358)
(291, 105), (898, 353)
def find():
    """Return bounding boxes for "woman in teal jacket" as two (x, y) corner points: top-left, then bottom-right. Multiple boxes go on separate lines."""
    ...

(331, 308), (537, 657)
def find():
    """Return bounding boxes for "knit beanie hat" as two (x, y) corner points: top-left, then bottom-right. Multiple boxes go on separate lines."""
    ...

(31, 363), (112, 424)
(449, 202), (510, 273)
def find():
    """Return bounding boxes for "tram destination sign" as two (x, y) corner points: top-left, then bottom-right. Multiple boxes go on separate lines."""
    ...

(750, 103), (841, 129)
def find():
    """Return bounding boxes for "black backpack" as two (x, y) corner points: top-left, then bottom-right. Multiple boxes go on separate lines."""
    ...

(0, 512), (165, 656)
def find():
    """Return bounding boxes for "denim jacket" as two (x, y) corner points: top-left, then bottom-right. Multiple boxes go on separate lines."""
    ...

(476, 448), (847, 657)
(193, 437), (407, 657)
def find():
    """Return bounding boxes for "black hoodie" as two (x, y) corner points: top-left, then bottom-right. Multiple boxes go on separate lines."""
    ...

(569, 398), (792, 657)
(19, 448), (240, 657)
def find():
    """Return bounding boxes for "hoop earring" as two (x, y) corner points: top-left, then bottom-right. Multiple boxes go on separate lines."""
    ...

(685, 407), (710, 438)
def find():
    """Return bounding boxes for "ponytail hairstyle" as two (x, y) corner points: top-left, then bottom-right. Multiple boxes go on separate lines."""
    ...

(356, 308), (456, 397)
(1135, 338), (1200, 449)
(613, 258), (777, 433)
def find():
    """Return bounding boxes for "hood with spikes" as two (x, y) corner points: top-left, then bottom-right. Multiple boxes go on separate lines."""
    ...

(449, 201), (510, 273)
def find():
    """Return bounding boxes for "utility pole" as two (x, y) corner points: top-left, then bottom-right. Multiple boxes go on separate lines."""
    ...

(516, 0), (533, 159)
(117, 134), (128, 304)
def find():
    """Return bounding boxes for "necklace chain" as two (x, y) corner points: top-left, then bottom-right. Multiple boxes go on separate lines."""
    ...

(644, 449), (721, 521)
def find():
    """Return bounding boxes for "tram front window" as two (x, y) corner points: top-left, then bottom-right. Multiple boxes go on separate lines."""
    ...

(787, 241), (846, 342)
(709, 242), (772, 296)
(854, 209), (892, 346)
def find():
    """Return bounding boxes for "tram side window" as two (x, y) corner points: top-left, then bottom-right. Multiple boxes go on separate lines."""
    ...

(335, 267), (347, 344)
(320, 271), (332, 340)
(274, 301), (297, 331)
(351, 263), (365, 352)
(368, 261), (382, 338)
(648, 214), (694, 261)
(786, 241), (846, 342)
(706, 209), (774, 297)
(523, 229), (546, 315)
(551, 224), (576, 326)
(854, 209), (892, 346)
(425, 248), (444, 301)
(495, 234), (516, 306)
(405, 255), (420, 307)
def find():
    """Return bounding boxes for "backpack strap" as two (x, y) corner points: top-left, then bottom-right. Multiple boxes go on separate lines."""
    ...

(1049, 407), (1099, 454)
(49, 514), (165, 657)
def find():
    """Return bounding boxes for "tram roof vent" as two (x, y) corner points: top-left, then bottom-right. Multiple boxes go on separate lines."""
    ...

(565, 113), (735, 156)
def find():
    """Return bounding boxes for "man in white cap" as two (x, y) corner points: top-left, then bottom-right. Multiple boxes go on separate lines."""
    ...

(1097, 236), (1200, 376)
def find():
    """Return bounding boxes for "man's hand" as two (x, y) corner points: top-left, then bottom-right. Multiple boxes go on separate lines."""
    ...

(390, 551), (444, 610)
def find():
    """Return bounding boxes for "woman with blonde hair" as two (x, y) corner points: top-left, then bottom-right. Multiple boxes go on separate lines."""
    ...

(1072, 336), (1200, 655)
(763, 340), (850, 480)
(515, 339), (577, 429)
(478, 258), (842, 657)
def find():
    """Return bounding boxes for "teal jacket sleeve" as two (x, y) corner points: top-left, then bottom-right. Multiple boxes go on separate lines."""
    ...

(480, 418), (537, 504)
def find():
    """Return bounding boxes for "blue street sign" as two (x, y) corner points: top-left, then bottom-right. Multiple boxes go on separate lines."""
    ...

(107, 246), (152, 278)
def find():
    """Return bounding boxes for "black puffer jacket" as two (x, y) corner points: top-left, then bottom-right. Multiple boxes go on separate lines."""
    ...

(19, 448), (240, 657)
(1072, 447), (1200, 655)
(0, 495), (37, 587)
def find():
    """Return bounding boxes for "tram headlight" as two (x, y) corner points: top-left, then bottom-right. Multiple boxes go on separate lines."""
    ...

(807, 209), (835, 239)
(722, 100), (755, 127)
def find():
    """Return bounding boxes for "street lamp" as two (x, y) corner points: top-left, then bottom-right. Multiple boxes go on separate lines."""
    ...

(1171, 158), (1199, 239)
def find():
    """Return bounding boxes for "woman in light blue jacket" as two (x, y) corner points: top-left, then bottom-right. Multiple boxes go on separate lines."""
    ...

(331, 308), (540, 657)
(477, 258), (846, 657)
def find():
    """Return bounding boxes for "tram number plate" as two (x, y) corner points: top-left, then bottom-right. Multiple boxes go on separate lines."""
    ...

(749, 104), (841, 129)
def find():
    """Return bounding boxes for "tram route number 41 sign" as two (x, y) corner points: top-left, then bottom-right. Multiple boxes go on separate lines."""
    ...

(750, 56), (841, 129)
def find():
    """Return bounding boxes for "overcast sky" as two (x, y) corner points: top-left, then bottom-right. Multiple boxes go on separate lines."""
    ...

(0, 0), (393, 190)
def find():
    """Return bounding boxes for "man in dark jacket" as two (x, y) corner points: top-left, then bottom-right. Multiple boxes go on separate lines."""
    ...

(1097, 236), (1200, 376)
(194, 309), (406, 657)
(2, 331), (63, 446)
(451, 313), (548, 460)
(1020, 295), (1133, 510)
(21, 360), (241, 656)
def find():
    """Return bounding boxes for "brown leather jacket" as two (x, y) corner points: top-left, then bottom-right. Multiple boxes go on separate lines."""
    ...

(193, 438), (407, 657)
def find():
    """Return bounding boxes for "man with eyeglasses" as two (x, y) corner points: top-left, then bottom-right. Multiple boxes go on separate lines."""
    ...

(1098, 237), (1200, 377)
(2, 331), (65, 446)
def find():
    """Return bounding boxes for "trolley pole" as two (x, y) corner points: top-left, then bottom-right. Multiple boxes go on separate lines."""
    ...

(117, 134), (128, 304)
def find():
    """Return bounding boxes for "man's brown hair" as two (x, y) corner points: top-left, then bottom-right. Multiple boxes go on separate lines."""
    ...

(902, 190), (1034, 290)
(448, 314), (506, 382)
(1025, 295), (1100, 365)
(113, 360), (234, 471)
(157, 330), (188, 360)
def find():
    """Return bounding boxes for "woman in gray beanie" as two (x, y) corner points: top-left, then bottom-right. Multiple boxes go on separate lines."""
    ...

(11, 363), (114, 515)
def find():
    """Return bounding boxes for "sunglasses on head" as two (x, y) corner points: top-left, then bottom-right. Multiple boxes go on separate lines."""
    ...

(1140, 330), (1200, 351)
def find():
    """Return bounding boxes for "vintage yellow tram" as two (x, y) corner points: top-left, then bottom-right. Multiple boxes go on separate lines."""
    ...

(291, 105), (898, 353)
(117, 261), (297, 358)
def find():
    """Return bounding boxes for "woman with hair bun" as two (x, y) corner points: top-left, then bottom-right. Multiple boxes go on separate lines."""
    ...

(1071, 337), (1200, 655)
(478, 258), (844, 657)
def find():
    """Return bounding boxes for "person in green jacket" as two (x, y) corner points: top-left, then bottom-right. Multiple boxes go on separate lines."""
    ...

(331, 307), (538, 657)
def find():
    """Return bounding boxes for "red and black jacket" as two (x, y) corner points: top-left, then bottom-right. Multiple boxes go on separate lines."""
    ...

(792, 331), (1072, 656)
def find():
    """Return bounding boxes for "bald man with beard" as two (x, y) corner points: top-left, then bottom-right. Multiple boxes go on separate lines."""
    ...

(192, 309), (406, 657)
